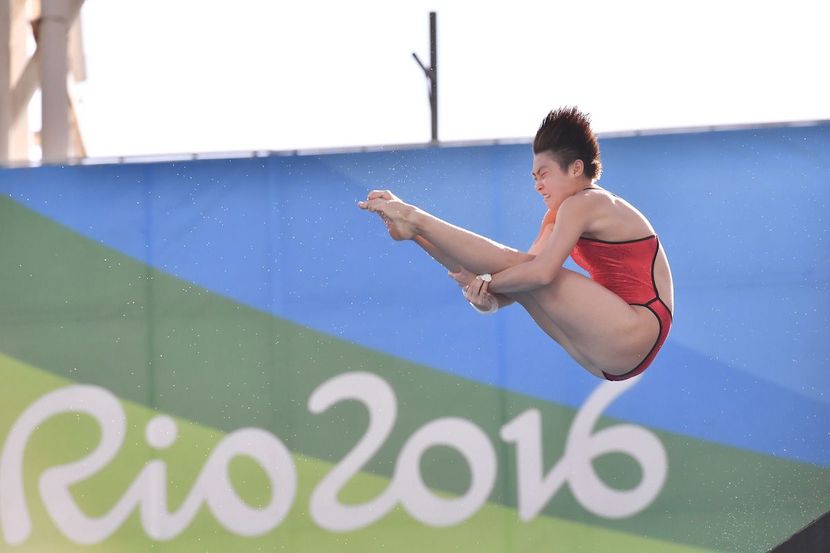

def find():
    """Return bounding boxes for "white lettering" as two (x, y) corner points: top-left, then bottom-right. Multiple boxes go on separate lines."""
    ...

(500, 376), (667, 520)
(308, 373), (498, 530)
(1, 385), (297, 545)
(1, 385), (126, 545)
(1, 372), (667, 544)
(395, 417), (496, 526)
(307, 372), (399, 531)
(201, 428), (297, 536)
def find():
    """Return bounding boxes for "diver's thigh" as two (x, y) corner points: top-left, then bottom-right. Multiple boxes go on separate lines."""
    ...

(528, 269), (658, 371)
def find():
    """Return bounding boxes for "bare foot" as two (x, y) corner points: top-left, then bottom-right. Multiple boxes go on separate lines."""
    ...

(358, 197), (418, 241)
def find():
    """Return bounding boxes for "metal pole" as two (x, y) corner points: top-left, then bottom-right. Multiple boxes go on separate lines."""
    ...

(429, 12), (437, 143)
(412, 12), (438, 144)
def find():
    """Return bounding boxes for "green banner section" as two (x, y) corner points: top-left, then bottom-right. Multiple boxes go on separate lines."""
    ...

(1, 353), (716, 553)
(1, 195), (828, 552)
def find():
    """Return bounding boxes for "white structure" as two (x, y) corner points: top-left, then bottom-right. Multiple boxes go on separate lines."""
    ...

(0, 0), (85, 165)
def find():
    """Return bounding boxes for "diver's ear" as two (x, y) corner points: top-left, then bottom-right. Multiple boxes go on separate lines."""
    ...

(570, 159), (584, 177)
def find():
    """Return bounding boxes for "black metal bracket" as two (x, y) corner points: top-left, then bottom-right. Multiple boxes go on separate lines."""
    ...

(412, 12), (437, 143)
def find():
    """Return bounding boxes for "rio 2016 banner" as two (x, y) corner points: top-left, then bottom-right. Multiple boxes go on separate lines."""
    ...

(1, 123), (829, 552)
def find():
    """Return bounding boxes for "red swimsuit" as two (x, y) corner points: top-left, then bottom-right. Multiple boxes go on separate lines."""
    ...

(570, 235), (673, 380)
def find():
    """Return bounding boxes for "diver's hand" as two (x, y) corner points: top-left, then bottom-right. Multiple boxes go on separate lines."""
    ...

(450, 270), (498, 313)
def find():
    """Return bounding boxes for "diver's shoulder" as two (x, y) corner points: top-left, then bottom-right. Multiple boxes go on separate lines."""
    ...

(565, 186), (611, 209)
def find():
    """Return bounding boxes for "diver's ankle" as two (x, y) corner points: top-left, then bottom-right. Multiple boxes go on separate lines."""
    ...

(406, 206), (426, 236)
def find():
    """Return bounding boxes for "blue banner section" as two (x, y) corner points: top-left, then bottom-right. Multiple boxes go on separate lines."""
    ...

(2, 124), (829, 466)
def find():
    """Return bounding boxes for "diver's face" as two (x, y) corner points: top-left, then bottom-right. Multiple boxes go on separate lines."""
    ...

(532, 151), (571, 209)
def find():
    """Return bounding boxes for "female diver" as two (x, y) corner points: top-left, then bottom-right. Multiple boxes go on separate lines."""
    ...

(358, 106), (673, 380)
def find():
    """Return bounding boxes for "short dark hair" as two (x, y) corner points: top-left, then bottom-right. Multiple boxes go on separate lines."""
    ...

(533, 106), (602, 180)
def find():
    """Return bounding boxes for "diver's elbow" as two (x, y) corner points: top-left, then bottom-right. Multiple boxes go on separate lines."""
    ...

(534, 265), (560, 288)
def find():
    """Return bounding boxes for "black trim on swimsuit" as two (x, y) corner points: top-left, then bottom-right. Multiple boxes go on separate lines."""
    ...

(657, 296), (673, 321)
(578, 187), (655, 244)
(578, 235), (657, 245)
(648, 237), (673, 321)
(602, 235), (673, 379)
(608, 300), (664, 380)
(650, 236), (660, 297)
(575, 188), (673, 378)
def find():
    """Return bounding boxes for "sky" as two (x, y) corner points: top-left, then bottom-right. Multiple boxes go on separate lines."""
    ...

(69, 0), (830, 158)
